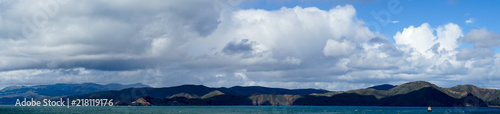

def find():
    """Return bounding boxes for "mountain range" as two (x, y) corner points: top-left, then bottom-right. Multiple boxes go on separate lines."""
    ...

(1, 81), (499, 107)
(0, 83), (149, 104)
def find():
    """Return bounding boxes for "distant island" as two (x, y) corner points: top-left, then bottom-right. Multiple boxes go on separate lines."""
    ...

(1, 81), (499, 107)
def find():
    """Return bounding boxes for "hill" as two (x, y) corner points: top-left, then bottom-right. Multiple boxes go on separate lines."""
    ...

(446, 85), (500, 106)
(1, 81), (497, 107)
(367, 84), (396, 90)
(0, 83), (149, 104)
(64, 84), (329, 103)
(62, 81), (491, 107)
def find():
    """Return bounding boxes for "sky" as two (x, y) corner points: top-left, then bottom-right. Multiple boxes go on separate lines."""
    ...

(0, 0), (499, 91)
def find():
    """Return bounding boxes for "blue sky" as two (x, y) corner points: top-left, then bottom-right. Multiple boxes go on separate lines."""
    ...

(0, 0), (499, 91)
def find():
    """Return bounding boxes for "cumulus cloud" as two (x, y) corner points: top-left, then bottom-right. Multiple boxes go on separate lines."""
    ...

(323, 39), (356, 57)
(457, 47), (494, 60)
(394, 23), (462, 57)
(436, 23), (463, 51)
(393, 23), (437, 57)
(458, 28), (500, 74)
(389, 22), (494, 86)
(463, 28), (500, 47)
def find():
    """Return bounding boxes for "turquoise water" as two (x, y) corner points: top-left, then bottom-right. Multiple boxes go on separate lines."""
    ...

(1, 106), (500, 114)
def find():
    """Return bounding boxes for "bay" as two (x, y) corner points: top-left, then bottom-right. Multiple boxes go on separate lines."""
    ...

(1, 105), (500, 114)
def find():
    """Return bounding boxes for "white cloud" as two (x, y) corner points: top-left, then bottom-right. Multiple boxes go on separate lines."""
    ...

(463, 28), (500, 47)
(394, 23), (462, 56)
(457, 47), (494, 60)
(323, 39), (355, 57)
(436, 23), (463, 51)
(393, 23), (436, 57)
(466, 18), (473, 24)
(149, 38), (170, 56)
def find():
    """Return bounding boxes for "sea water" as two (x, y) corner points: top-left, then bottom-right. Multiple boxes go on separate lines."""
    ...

(1, 105), (500, 114)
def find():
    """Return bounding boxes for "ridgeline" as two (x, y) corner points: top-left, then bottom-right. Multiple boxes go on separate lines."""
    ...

(2, 81), (499, 107)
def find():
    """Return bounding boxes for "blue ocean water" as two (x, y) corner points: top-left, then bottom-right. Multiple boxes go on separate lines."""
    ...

(1, 106), (500, 114)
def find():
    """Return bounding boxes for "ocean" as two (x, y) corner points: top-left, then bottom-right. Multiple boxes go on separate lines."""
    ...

(1, 106), (500, 114)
